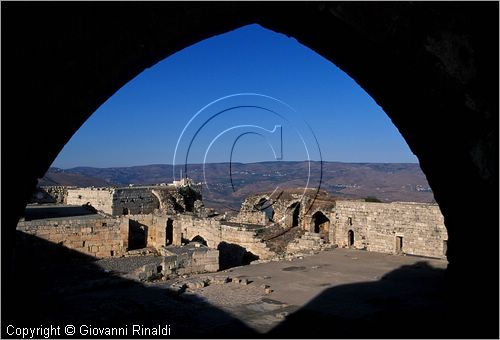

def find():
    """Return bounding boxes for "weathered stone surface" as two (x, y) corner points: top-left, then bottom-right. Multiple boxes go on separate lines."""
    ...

(16, 215), (128, 258)
(334, 200), (447, 259)
(30, 186), (74, 204)
(66, 182), (202, 216)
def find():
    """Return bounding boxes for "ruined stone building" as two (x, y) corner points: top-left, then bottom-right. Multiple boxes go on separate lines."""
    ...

(231, 188), (447, 259)
(18, 181), (448, 281)
(65, 178), (203, 216)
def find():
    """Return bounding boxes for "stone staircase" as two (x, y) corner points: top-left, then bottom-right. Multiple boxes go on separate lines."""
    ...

(286, 232), (329, 254)
(257, 224), (305, 256)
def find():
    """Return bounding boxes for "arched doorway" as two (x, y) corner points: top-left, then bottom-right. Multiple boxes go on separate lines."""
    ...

(311, 211), (330, 242)
(285, 202), (300, 228)
(311, 211), (330, 233)
(348, 230), (355, 247)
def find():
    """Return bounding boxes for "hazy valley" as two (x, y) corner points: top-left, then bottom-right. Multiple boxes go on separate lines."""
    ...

(41, 161), (434, 211)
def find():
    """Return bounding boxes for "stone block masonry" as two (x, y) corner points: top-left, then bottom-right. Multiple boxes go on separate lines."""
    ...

(161, 246), (219, 277)
(177, 215), (275, 260)
(66, 187), (161, 216)
(31, 186), (74, 204)
(334, 200), (448, 259)
(65, 184), (203, 216)
(66, 188), (115, 215)
(17, 216), (128, 258)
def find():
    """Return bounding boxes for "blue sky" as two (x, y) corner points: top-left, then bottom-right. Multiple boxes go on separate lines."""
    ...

(52, 24), (418, 169)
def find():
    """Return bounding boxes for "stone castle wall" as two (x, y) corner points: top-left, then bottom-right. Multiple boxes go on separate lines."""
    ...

(65, 185), (202, 216)
(162, 247), (219, 276)
(111, 188), (160, 215)
(334, 200), (448, 259)
(234, 191), (336, 234)
(31, 186), (73, 204)
(127, 213), (183, 249)
(17, 216), (128, 258)
(176, 215), (274, 260)
(66, 188), (115, 214)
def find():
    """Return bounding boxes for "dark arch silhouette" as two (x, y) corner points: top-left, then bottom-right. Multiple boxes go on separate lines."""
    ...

(191, 235), (208, 246)
(311, 211), (330, 234)
(3, 3), (498, 337)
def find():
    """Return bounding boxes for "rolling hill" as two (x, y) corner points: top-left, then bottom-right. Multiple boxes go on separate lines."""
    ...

(41, 162), (435, 210)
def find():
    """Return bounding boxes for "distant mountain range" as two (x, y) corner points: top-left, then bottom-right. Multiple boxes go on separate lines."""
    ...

(40, 161), (435, 210)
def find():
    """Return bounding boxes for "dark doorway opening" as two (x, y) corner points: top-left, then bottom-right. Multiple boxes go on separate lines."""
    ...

(166, 218), (173, 246)
(122, 207), (129, 215)
(217, 241), (259, 270)
(286, 202), (300, 228)
(396, 236), (403, 253)
(312, 211), (330, 233)
(312, 211), (330, 243)
(348, 230), (354, 247)
(128, 220), (148, 250)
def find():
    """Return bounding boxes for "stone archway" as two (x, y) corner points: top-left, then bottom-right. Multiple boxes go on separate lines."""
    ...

(3, 3), (498, 336)
(311, 211), (330, 242)
(255, 197), (274, 222)
(285, 202), (301, 228)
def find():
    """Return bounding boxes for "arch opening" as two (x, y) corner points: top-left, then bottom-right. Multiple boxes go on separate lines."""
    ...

(255, 197), (274, 222)
(191, 235), (208, 246)
(285, 202), (300, 228)
(3, 5), (498, 338)
(311, 211), (330, 243)
(217, 241), (259, 270)
(311, 211), (330, 233)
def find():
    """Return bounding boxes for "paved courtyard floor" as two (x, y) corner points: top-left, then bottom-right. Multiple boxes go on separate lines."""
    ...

(7, 236), (451, 338)
(151, 248), (448, 335)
